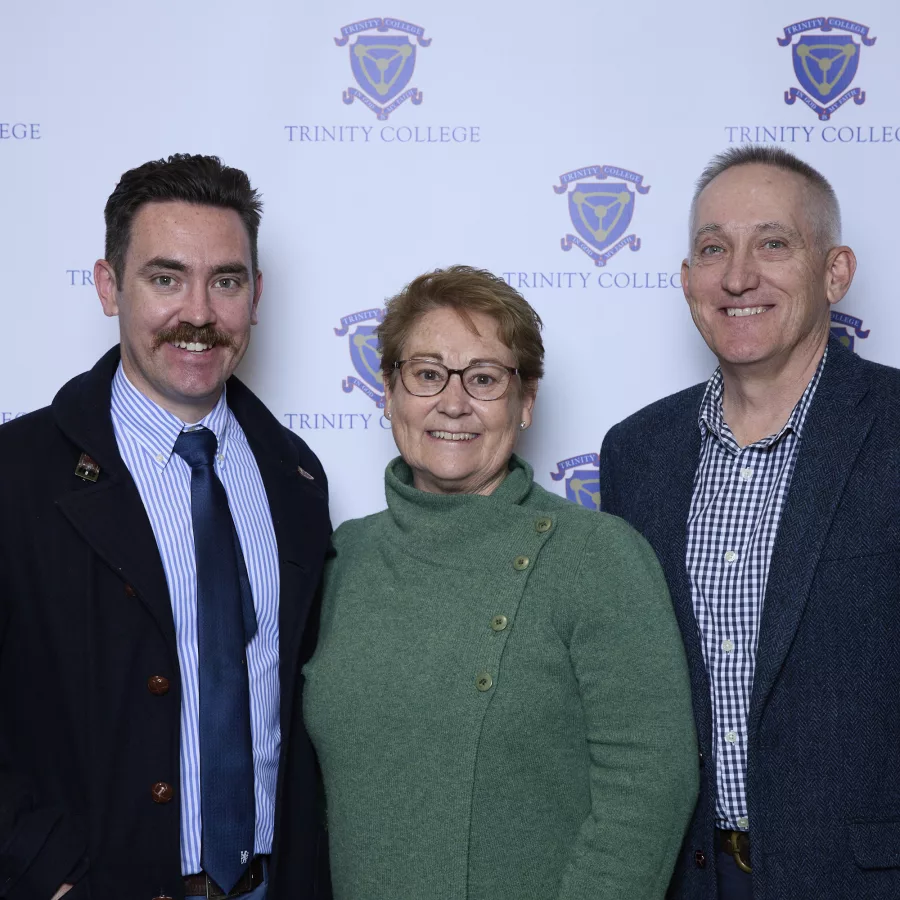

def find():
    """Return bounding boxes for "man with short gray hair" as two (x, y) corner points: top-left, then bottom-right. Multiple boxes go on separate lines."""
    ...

(601, 145), (900, 899)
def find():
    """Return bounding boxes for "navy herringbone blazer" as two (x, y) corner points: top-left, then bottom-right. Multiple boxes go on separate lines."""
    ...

(601, 337), (900, 900)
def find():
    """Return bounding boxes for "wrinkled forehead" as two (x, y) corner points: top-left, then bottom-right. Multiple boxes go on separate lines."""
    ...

(690, 164), (814, 239)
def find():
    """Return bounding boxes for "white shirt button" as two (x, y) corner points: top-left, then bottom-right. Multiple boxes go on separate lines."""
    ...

(724, 550), (738, 563)
(737, 816), (749, 829)
(155, 453), (165, 464)
(217, 454), (225, 463)
(725, 730), (738, 744)
(740, 468), (753, 481)
(722, 639), (734, 653)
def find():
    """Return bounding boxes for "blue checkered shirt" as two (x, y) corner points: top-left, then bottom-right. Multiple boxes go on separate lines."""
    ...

(685, 349), (826, 831)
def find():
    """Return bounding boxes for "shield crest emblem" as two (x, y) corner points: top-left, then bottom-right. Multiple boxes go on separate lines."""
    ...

(566, 469), (600, 510)
(568, 182), (635, 252)
(829, 326), (855, 352)
(350, 35), (416, 104)
(792, 34), (860, 103)
(348, 325), (384, 392)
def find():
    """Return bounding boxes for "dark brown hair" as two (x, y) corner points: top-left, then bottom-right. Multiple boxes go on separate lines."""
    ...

(103, 153), (263, 282)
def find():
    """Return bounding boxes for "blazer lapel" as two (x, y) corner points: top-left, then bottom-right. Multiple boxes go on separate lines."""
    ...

(640, 389), (713, 747)
(227, 377), (331, 734)
(749, 341), (874, 733)
(51, 348), (177, 650)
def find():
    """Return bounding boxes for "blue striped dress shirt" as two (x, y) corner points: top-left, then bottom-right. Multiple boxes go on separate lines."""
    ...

(111, 365), (280, 875)
(685, 349), (826, 832)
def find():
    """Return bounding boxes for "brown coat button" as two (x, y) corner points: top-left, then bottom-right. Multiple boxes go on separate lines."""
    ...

(147, 676), (170, 696)
(151, 781), (174, 803)
(124, 583), (136, 597)
(694, 850), (707, 869)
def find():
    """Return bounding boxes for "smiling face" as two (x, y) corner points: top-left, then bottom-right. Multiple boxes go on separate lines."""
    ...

(384, 307), (535, 496)
(683, 163), (855, 373)
(95, 201), (262, 422)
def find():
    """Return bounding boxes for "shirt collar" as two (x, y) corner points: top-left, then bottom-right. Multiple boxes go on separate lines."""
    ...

(110, 363), (231, 469)
(698, 346), (828, 449)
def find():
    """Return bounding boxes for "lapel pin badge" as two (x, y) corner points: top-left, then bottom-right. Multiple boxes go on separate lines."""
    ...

(75, 452), (101, 483)
(298, 466), (315, 480)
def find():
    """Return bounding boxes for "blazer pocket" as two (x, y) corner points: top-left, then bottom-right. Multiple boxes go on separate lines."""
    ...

(848, 820), (900, 869)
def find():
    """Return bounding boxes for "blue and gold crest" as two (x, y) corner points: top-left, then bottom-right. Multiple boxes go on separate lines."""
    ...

(778, 17), (876, 120)
(554, 165), (650, 266)
(830, 310), (869, 353)
(335, 18), (430, 120)
(334, 308), (386, 407)
(550, 453), (600, 510)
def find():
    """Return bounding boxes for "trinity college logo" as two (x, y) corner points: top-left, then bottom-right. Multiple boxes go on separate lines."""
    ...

(830, 311), (869, 352)
(550, 454), (600, 510)
(778, 17), (876, 120)
(335, 17), (431, 120)
(554, 165), (650, 266)
(334, 308), (386, 408)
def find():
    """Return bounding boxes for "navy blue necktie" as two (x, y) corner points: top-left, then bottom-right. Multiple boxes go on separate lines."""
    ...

(174, 428), (257, 893)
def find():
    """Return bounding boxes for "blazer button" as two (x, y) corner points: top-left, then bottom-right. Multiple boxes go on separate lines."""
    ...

(151, 782), (174, 804)
(490, 615), (508, 632)
(513, 556), (530, 571)
(535, 516), (552, 533)
(147, 675), (170, 696)
(694, 850), (706, 869)
(124, 583), (137, 597)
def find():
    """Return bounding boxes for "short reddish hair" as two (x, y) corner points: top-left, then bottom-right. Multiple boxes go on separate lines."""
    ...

(377, 265), (544, 386)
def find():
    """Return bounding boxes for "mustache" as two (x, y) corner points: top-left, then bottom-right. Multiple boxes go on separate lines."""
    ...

(153, 324), (235, 350)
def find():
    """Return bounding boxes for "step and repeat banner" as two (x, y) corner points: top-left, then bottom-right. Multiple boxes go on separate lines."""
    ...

(2, 1), (898, 524)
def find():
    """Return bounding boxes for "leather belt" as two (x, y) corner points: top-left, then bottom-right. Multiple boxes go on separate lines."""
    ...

(717, 828), (752, 874)
(184, 856), (267, 898)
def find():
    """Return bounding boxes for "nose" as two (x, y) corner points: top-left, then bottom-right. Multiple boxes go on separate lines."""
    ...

(435, 372), (472, 417)
(722, 248), (760, 296)
(181, 279), (216, 326)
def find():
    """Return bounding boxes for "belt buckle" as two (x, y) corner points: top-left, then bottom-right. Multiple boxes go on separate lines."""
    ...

(728, 830), (752, 874)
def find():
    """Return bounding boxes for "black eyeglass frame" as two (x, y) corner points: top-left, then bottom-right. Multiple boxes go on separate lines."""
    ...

(391, 359), (521, 401)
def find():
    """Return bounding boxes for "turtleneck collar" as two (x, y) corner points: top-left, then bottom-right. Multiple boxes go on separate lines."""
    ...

(381, 454), (539, 565)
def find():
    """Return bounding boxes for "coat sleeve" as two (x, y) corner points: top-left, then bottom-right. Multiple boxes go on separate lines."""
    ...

(0, 547), (87, 899)
(599, 427), (620, 517)
(556, 515), (698, 900)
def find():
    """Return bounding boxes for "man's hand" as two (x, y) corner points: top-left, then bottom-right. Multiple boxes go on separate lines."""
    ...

(50, 885), (73, 900)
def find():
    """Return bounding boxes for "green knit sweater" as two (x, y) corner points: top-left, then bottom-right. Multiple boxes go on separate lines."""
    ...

(303, 455), (698, 900)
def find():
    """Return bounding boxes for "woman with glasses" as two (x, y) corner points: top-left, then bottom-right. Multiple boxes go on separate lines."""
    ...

(303, 265), (698, 900)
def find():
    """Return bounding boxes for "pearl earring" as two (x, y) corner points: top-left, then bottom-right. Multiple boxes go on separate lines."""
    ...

(520, 422), (527, 430)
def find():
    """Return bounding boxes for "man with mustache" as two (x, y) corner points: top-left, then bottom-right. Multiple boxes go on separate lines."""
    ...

(0, 155), (331, 899)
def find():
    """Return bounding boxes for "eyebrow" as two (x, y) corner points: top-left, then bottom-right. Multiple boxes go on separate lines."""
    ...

(691, 221), (802, 244)
(136, 257), (249, 278)
(406, 352), (513, 367)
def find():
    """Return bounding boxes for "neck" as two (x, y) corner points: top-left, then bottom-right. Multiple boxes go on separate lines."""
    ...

(120, 357), (221, 424)
(719, 332), (827, 447)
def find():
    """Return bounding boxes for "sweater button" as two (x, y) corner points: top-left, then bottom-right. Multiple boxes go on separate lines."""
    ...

(513, 555), (530, 570)
(535, 517), (552, 533)
(694, 850), (706, 868)
(475, 672), (493, 692)
(490, 615), (508, 632)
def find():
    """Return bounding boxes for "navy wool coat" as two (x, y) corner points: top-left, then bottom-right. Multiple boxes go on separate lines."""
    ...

(600, 337), (900, 900)
(0, 347), (331, 900)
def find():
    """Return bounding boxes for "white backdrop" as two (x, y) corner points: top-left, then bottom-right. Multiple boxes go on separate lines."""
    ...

(3, 1), (898, 524)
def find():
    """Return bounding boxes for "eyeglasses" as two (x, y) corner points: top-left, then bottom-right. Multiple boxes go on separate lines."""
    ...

(392, 359), (520, 401)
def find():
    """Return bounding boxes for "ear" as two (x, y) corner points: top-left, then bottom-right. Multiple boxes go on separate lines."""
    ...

(681, 258), (691, 305)
(382, 376), (393, 418)
(95, 259), (120, 317)
(250, 269), (263, 325)
(519, 379), (538, 429)
(824, 246), (857, 306)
